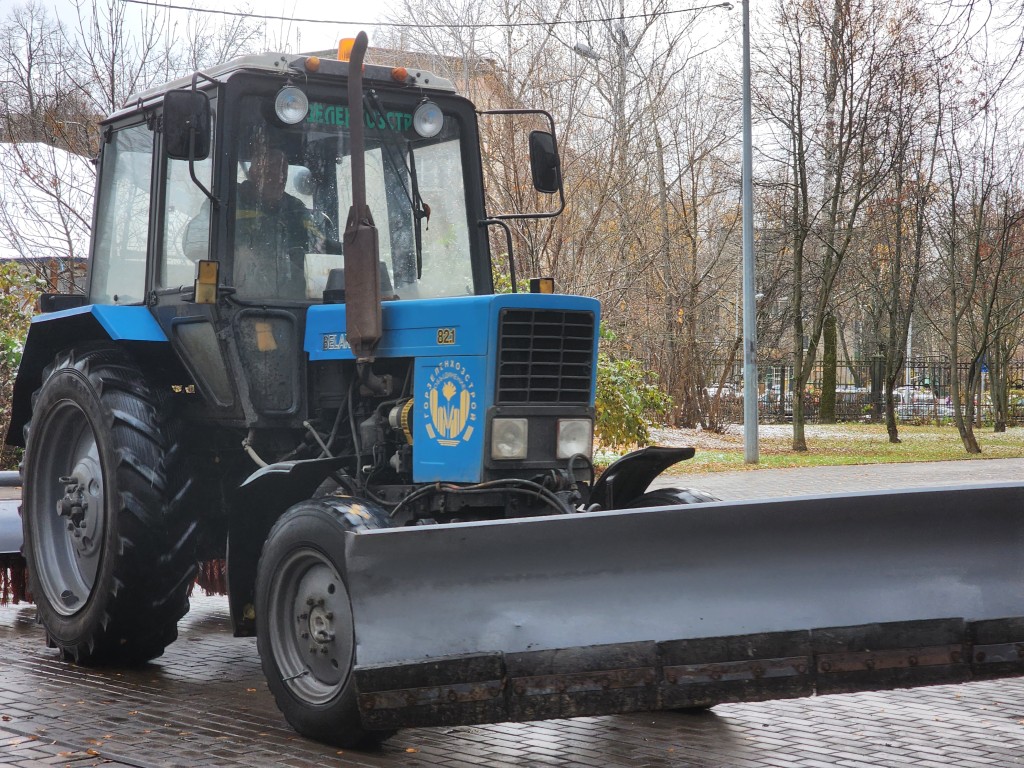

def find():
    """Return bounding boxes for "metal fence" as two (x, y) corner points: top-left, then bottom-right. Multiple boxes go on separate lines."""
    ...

(709, 358), (1024, 425)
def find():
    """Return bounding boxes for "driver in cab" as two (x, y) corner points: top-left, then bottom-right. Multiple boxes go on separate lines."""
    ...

(233, 146), (325, 299)
(183, 145), (338, 300)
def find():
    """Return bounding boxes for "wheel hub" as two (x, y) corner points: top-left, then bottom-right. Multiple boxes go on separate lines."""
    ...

(271, 554), (355, 704)
(57, 475), (87, 525)
(307, 600), (336, 644)
(56, 458), (103, 558)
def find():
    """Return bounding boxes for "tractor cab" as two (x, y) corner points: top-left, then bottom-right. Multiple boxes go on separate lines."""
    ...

(92, 54), (487, 311)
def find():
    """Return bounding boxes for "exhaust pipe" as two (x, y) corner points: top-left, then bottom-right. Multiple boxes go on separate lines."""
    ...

(343, 31), (382, 361)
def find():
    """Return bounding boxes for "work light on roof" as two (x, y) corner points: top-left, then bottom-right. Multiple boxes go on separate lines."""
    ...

(413, 100), (443, 138)
(275, 86), (309, 125)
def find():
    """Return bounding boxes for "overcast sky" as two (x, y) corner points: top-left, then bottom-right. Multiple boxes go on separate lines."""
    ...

(225, 0), (386, 53)
(42, 0), (387, 55)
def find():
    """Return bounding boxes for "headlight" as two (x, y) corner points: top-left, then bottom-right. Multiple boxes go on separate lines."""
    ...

(557, 418), (592, 459)
(413, 100), (444, 138)
(491, 418), (528, 460)
(275, 86), (309, 124)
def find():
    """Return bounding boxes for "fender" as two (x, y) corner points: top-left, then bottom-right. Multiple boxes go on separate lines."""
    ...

(226, 456), (351, 635)
(6, 305), (170, 447)
(588, 446), (696, 509)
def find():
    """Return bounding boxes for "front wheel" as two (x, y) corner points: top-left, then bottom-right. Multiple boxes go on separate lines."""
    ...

(624, 487), (720, 508)
(255, 496), (393, 748)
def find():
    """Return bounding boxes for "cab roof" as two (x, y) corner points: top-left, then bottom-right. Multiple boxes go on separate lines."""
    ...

(111, 52), (456, 122)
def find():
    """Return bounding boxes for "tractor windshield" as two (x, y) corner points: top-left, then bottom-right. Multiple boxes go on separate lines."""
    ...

(229, 93), (474, 302)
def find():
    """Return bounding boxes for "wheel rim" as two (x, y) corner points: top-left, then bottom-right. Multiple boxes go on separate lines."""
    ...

(268, 547), (355, 705)
(31, 399), (107, 617)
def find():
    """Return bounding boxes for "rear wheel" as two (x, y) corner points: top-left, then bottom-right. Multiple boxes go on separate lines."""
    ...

(21, 347), (196, 664)
(256, 496), (394, 747)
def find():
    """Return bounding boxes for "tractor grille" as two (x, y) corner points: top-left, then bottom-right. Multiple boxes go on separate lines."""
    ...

(496, 308), (595, 404)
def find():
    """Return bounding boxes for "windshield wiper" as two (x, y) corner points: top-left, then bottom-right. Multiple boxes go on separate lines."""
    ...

(407, 145), (429, 279)
(364, 90), (430, 280)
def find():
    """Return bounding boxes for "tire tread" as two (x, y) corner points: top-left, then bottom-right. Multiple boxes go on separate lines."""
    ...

(22, 346), (198, 665)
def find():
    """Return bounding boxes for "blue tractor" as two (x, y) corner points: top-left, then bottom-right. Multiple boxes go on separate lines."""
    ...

(6, 34), (1024, 750)
(4, 35), (700, 745)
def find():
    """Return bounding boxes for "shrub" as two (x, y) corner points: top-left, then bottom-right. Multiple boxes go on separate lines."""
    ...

(0, 263), (44, 469)
(595, 327), (671, 450)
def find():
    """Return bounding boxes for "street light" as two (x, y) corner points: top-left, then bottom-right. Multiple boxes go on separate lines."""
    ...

(741, 0), (759, 463)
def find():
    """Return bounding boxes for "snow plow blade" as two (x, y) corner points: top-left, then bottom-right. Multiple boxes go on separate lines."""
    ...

(345, 483), (1024, 730)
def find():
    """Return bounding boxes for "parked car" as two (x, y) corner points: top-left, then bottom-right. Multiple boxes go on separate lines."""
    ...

(893, 386), (954, 419)
(705, 383), (740, 400)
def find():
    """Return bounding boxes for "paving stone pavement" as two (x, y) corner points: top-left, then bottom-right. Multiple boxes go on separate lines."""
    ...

(2, 459), (1023, 767)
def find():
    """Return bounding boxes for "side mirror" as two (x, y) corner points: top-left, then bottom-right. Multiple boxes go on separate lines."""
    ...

(164, 89), (211, 161)
(529, 130), (561, 194)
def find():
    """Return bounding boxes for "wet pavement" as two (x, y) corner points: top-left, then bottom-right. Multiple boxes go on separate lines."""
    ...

(2, 459), (1023, 767)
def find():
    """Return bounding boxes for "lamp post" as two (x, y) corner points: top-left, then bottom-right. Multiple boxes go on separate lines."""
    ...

(741, 0), (759, 463)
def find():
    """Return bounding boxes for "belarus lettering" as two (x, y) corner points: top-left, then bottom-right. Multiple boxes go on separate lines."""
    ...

(322, 332), (350, 351)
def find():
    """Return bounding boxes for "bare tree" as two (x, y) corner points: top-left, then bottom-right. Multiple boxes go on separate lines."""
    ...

(757, 0), (905, 450)
(845, 3), (940, 442)
(0, 2), (94, 290)
(66, 0), (171, 115)
(927, 88), (1024, 452)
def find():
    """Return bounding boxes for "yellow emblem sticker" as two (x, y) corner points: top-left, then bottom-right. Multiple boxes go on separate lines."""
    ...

(423, 360), (477, 446)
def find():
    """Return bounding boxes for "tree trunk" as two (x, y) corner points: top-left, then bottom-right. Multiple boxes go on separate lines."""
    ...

(791, 332), (808, 452)
(819, 313), (837, 423)
(884, 372), (901, 444)
(992, 337), (1007, 433)
(951, 368), (982, 454)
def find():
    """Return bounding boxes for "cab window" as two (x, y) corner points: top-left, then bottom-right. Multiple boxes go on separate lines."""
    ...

(89, 123), (153, 304)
